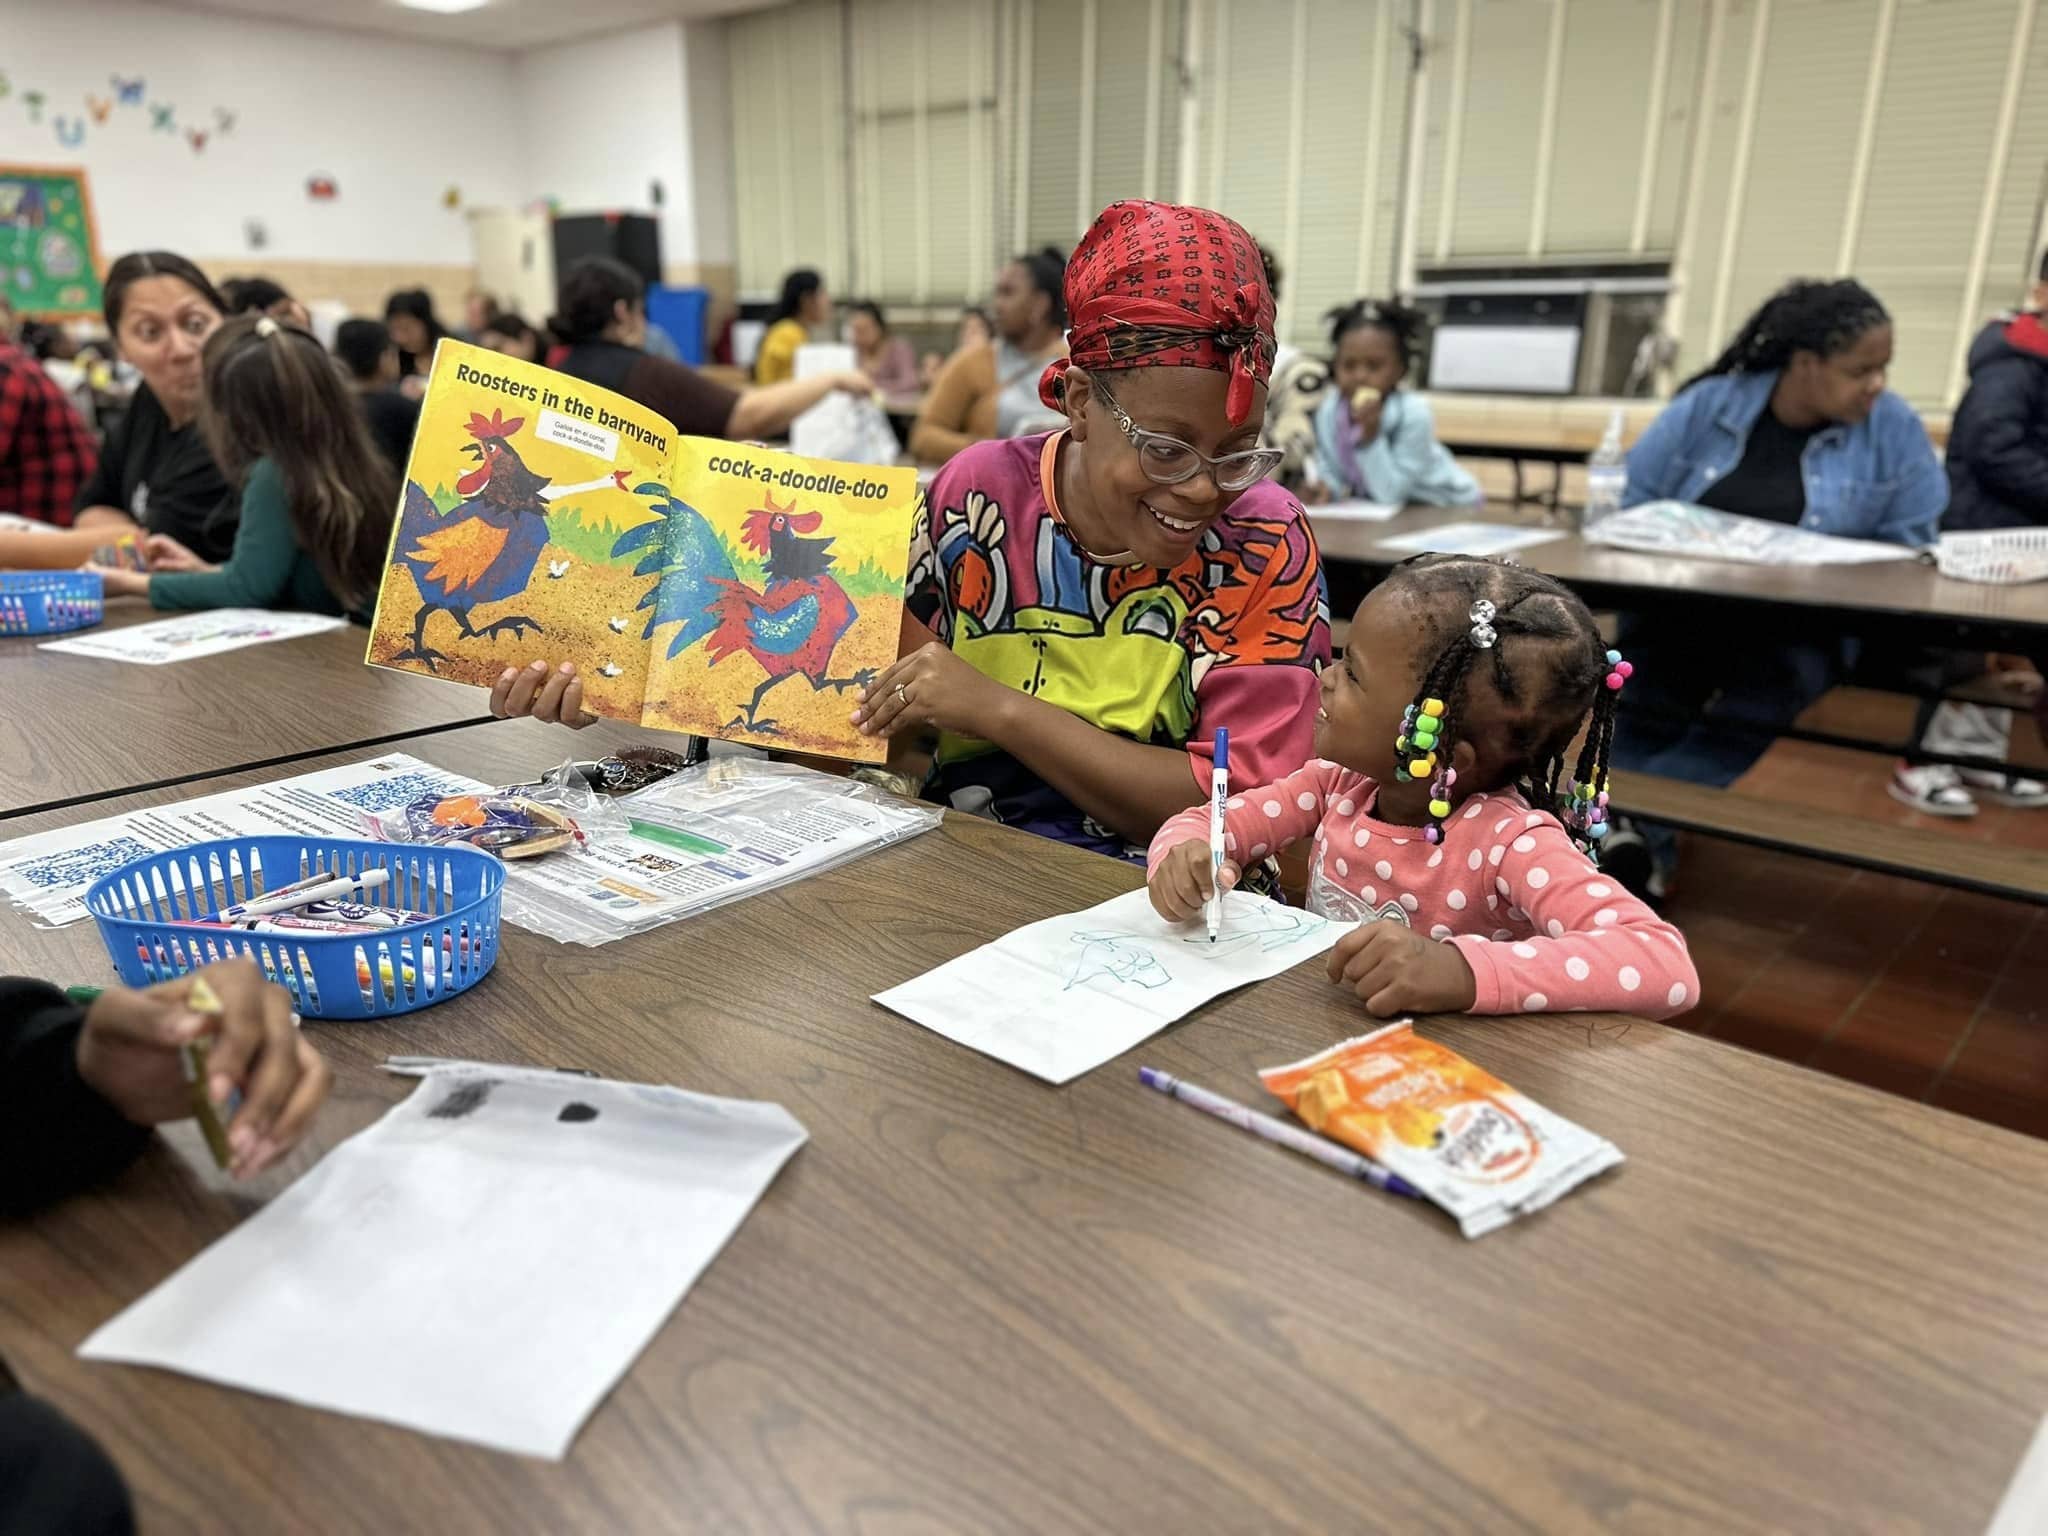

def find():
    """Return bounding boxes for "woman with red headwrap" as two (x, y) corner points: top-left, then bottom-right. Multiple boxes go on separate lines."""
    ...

(851, 200), (1330, 860)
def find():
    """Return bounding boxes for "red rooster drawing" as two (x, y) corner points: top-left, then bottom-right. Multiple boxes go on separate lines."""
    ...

(701, 493), (873, 734)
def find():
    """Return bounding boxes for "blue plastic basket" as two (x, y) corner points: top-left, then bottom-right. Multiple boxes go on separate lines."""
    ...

(1, 570), (103, 636)
(83, 837), (504, 1020)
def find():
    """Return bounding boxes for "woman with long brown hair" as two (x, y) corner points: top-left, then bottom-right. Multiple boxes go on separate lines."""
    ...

(89, 315), (396, 620)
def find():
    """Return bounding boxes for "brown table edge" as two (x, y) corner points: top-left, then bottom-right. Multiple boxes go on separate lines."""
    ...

(0, 712), (504, 824)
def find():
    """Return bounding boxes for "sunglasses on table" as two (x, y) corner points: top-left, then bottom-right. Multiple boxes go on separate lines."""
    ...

(1091, 378), (1285, 492)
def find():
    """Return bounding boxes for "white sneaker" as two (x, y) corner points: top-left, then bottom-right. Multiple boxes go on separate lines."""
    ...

(1889, 763), (1980, 817)
(1957, 768), (2048, 808)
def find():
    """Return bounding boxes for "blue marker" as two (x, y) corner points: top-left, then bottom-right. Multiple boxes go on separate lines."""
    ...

(1206, 727), (1229, 943)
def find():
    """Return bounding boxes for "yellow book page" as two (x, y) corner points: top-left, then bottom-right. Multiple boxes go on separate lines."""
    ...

(364, 339), (673, 722)
(638, 440), (917, 763)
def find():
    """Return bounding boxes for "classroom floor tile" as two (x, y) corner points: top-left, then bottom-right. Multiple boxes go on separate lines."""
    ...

(1656, 704), (2048, 1143)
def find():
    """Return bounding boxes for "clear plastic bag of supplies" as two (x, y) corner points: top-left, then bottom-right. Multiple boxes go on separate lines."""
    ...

(362, 760), (634, 860)
(492, 756), (942, 946)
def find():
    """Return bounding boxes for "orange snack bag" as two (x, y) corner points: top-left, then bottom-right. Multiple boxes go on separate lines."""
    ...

(1259, 1023), (1623, 1238)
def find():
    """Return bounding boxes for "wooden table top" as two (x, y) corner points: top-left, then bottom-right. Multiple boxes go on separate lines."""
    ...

(2, 719), (2045, 1533)
(1311, 502), (2048, 640)
(1, 605), (496, 820)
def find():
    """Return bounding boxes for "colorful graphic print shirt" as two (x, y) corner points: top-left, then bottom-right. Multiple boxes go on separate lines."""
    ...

(908, 431), (1329, 857)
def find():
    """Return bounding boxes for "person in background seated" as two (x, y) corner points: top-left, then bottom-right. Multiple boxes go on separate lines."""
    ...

(476, 312), (547, 366)
(1914, 250), (2048, 816)
(383, 288), (450, 398)
(0, 959), (330, 1536)
(909, 249), (1069, 464)
(219, 275), (311, 331)
(753, 268), (832, 385)
(1599, 279), (1949, 894)
(847, 302), (920, 398)
(333, 317), (421, 474)
(88, 316), (395, 623)
(1147, 555), (1698, 1020)
(0, 322), (96, 525)
(919, 307), (993, 388)
(68, 252), (233, 559)
(547, 257), (870, 445)
(1306, 299), (1478, 509)
(461, 288), (499, 341)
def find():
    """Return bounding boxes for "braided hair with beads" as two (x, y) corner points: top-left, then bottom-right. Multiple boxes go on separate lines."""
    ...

(1682, 278), (1888, 392)
(1383, 554), (1629, 860)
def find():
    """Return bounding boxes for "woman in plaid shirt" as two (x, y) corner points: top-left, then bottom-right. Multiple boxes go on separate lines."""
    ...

(0, 332), (96, 525)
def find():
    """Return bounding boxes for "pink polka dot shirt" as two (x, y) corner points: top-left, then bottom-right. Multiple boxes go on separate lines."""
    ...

(1147, 758), (1700, 1019)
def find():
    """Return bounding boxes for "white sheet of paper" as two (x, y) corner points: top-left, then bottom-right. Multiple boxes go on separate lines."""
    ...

(1583, 501), (1920, 566)
(38, 609), (347, 664)
(1375, 521), (1566, 558)
(1312, 499), (1404, 525)
(1989, 1413), (2048, 1536)
(873, 887), (1345, 1085)
(80, 1063), (807, 1460)
(0, 753), (487, 927)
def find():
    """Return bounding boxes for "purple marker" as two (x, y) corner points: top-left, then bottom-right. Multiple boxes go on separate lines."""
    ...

(1139, 1066), (1424, 1201)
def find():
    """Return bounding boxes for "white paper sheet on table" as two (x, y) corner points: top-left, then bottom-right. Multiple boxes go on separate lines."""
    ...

(1312, 498), (1403, 525)
(0, 753), (487, 927)
(1989, 1413), (2048, 1536)
(38, 608), (348, 664)
(873, 887), (1345, 1085)
(80, 1062), (807, 1460)
(1375, 521), (1566, 558)
(1582, 501), (1921, 566)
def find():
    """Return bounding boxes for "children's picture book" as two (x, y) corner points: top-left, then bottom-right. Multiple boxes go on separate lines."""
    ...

(365, 340), (918, 762)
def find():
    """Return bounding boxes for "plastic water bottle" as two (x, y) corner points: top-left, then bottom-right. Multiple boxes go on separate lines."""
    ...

(1582, 408), (1628, 530)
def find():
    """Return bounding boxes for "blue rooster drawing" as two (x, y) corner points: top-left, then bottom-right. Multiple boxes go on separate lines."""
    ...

(612, 485), (874, 734)
(392, 408), (627, 670)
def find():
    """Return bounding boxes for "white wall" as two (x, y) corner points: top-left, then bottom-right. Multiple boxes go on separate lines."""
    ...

(0, 0), (524, 266)
(515, 22), (703, 271)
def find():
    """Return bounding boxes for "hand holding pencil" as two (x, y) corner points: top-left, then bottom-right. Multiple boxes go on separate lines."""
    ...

(74, 958), (330, 1180)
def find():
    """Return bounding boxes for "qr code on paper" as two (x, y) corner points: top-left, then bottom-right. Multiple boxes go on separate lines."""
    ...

(10, 836), (157, 890)
(323, 772), (468, 814)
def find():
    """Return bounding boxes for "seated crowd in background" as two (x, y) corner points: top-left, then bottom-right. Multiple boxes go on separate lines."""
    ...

(6, 223), (2047, 885)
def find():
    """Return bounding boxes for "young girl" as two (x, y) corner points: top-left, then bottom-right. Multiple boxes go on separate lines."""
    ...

(1148, 554), (1698, 1020)
(1308, 300), (1478, 508)
(90, 316), (396, 622)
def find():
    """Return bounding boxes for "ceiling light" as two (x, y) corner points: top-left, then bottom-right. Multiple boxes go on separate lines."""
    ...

(394, 0), (491, 13)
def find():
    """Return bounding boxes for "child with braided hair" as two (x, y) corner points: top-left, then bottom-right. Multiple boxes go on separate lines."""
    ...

(1304, 299), (1479, 508)
(1147, 553), (1698, 1020)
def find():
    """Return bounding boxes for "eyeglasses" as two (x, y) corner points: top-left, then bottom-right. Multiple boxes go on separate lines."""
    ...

(1091, 378), (1284, 492)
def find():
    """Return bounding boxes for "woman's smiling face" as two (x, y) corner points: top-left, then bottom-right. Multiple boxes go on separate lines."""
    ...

(1062, 365), (1270, 568)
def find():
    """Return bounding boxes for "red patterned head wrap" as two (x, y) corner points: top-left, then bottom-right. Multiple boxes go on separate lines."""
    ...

(1038, 199), (1277, 427)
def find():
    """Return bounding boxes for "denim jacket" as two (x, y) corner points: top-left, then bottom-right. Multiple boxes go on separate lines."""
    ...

(1622, 370), (1947, 546)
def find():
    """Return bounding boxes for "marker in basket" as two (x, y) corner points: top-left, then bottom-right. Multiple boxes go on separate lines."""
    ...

(1138, 1066), (1423, 1200)
(1206, 727), (1229, 943)
(210, 868), (389, 923)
